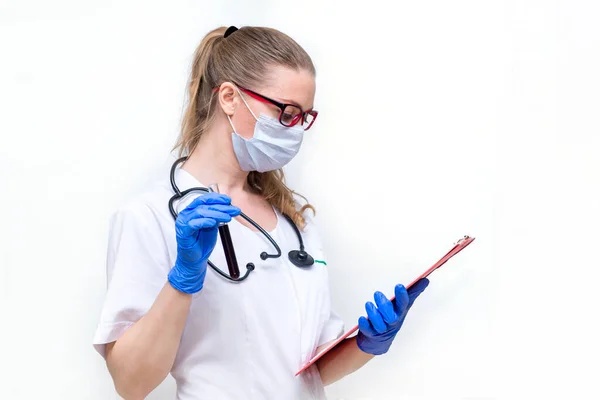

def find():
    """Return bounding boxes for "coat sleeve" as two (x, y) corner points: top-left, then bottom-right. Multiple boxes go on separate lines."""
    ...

(92, 201), (171, 359)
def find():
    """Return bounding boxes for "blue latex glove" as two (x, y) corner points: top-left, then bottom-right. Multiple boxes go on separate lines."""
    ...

(356, 278), (430, 355)
(168, 193), (241, 294)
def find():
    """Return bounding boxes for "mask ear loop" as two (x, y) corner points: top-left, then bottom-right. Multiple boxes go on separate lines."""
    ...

(227, 86), (259, 133)
(226, 114), (237, 133)
(235, 87), (259, 120)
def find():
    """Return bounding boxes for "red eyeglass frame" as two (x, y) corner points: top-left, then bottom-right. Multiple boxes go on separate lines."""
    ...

(212, 83), (319, 130)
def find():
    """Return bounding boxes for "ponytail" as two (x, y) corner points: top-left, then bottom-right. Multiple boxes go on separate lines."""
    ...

(172, 27), (225, 157)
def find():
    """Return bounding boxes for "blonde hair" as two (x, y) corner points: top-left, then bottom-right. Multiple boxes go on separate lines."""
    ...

(172, 26), (316, 229)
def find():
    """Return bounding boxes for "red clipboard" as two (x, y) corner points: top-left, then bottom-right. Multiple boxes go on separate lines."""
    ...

(295, 235), (475, 376)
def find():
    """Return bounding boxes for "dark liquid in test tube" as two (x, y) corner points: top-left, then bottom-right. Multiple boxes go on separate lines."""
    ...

(218, 223), (240, 279)
(208, 183), (240, 279)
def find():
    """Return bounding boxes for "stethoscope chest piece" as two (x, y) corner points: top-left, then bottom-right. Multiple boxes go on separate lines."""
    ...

(288, 250), (314, 268)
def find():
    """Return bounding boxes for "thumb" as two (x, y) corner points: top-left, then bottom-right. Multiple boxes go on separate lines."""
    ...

(407, 278), (429, 308)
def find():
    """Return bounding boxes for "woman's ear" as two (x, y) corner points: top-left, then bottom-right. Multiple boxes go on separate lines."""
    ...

(217, 82), (238, 116)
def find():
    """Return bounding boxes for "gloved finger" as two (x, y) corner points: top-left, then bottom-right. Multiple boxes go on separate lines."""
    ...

(407, 278), (430, 308)
(177, 212), (228, 236)
(180, 204), (240, 224)
(205, 204), (242, 217)
(365, 301), (388, 334)
(188, 208), (233, 224)
(187, 217), (217, 231)
(176, 215), (218, 237)
(184, 193), (232, 211)
(358, 316), (377, 337)
(374, 291), (398, 324)
(394, 284), (410, 315)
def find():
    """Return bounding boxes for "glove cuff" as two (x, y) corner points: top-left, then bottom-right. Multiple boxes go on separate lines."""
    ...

(356, 332), (393, 356)
(168, 263), (205, 294)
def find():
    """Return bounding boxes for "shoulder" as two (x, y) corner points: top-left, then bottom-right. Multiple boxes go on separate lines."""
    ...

(291, 193), (317, 227)
(109, 178), (173, 232)
(290, 193), (324, 249)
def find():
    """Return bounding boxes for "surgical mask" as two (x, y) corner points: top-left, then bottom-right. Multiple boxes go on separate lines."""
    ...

(227, 89), (304, 173)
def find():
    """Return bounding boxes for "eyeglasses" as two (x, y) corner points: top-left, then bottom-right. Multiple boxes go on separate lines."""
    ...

(213, 83), (319, 130)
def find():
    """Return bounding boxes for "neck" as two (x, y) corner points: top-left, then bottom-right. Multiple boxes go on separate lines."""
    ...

(182, 128), (249, 196)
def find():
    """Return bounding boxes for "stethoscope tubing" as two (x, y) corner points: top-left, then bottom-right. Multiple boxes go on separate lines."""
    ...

(167, 156), (312, 282)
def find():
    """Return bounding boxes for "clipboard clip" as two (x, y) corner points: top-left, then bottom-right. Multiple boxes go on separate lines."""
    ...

(455, 235), (471, 245)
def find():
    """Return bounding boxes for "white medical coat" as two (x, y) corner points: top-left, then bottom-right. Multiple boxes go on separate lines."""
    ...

(93, 167), (345, 399)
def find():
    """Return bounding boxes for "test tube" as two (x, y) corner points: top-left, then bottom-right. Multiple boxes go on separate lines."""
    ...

(208, 184), (240, 279)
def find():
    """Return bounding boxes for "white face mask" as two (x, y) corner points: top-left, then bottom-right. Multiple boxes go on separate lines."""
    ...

(227, 88), (305, 173)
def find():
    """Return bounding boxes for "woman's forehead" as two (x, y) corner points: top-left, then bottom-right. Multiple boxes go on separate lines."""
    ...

(262, 66), (316, 110)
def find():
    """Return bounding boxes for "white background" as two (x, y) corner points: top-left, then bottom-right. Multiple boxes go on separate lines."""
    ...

(1, 0), (598, 399)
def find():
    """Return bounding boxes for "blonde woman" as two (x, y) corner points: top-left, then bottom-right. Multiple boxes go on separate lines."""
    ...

(93, 25), (429, 400)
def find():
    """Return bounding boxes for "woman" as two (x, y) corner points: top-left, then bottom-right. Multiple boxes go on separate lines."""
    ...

(93, 25), (429, 400)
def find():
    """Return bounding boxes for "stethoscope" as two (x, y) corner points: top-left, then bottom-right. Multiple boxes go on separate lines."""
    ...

(168, 156), (315, 282)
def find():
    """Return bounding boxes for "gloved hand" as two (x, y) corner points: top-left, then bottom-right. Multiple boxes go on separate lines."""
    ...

(168, 193), (241, 294)
(356, 278), (430, 355)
